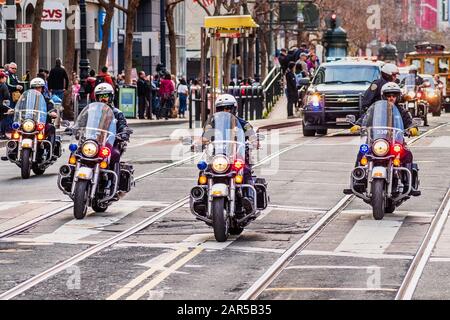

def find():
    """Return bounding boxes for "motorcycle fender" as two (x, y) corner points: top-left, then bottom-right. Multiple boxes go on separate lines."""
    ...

(21, 139), (33, 149)
(76, 167), (94, 180)
(372, 167), (387, 179)
(210, 184), (229, 198)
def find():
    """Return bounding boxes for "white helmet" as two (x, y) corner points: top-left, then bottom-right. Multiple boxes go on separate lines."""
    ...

(215, 94), (238, 113)
(94, 83), (114, 104)
(381, 63), (399, 76)
(30, 77), (45, 89)
(381, 82), (401, 98)
(409, 65), (418, 72)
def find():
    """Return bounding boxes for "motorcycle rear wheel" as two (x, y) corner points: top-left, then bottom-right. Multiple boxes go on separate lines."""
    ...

(73, 180), (89, 220)
(212, 198), (229, 242)
(372, 179), (386, 221)
(21, 149), (32, 179)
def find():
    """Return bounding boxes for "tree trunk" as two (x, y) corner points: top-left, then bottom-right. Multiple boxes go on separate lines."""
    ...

(259, 29), (268, 80)
(224, 38), (234, 86)
(166, 5), (177, 76)
(124, 0), (139, 84)
(62, 0), (77, 120)
(248, 36), (255, 80)
(29, 0), (44, 78)
(98, 0), (115, 70)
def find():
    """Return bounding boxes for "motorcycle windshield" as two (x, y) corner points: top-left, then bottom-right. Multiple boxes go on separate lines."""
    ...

(404, 74), (416, 86)
(203, 112), (246, 162)
(13, 90), (48, 124)
(74, 103), (116, 146)
(363, 101), (405, 145)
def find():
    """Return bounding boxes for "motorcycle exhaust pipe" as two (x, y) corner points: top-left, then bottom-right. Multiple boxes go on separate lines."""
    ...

(59, 165), (72, 177)
(352, 167), (366, 181)
(191, 187), (205, 201)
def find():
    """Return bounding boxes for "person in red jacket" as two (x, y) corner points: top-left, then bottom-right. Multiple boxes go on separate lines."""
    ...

(97, 66), (115, 89)
(158, 72), (175, 120)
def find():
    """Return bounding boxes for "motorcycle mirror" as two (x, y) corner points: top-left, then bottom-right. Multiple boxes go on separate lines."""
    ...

(423, 81), (431, 88)
(64, 127), (73, 136)
(346, 115), (356, 124)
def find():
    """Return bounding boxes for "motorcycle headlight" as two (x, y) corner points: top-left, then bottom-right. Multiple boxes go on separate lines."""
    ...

(372, 139), (389, 157)
(212, 155), (230, 173)
(81, 141), (99, 158)
(22, 120), (35, 133)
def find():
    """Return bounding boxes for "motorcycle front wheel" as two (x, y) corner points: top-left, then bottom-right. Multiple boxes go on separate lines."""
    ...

(21, 149), (32, 179)
(212, 198), (229, 242)
(372, 179), (386, 221)
(32, 163), (46, 176)
(73, 180), (89, 220)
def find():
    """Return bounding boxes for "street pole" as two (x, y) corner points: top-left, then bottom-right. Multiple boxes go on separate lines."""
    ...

(160, 0), (166, 68)
(6, 0), (16, 64)
(268, 0), (274, 69)
(78, 0), (90, 118)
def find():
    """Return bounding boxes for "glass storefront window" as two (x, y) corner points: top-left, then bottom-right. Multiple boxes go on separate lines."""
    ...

(439, 58), (449, 73)
(424, 58), (435, 75)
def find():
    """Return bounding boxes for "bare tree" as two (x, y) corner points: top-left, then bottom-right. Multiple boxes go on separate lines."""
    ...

(29, 0), (44, 78)
(62, 0), (78, 120)
(98, 0), (116, 70)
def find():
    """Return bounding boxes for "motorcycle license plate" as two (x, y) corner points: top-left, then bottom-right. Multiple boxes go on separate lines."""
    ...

(336, 118), (348, 125)
(408, 103), (415, 109)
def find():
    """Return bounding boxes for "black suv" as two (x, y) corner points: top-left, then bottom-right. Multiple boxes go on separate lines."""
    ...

(300, 60), (382, 136)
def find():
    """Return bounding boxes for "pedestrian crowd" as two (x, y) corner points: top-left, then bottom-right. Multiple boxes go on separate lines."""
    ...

(278, 43), (321, 117)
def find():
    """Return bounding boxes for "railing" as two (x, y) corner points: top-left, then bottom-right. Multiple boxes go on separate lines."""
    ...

(188, 67), (284, 128)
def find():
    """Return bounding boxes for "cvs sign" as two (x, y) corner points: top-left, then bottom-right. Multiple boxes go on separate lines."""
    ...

(41, 2), (66, 30)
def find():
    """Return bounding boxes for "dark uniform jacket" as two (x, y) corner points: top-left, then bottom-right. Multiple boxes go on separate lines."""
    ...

(286, 70), (298, 101)
(361, 77), (389, 111)
(0, 83), (10, 121)
(112, 107), (130, 141)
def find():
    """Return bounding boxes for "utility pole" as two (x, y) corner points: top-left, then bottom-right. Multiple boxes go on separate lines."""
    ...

(160, 0), (167, 68)
(6, 0), (16, 64)
(78, 0), (90, 115)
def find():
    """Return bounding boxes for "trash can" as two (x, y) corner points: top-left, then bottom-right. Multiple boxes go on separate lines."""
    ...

(118, 86), (137, 118)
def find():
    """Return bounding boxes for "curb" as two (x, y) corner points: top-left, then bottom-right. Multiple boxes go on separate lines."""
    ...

(257, 120), (302, 131)
(127, 119), (189, 128)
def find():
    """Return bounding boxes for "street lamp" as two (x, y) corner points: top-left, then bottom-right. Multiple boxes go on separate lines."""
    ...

(78, 0), (90, 117)
(160, 0), (166, 69)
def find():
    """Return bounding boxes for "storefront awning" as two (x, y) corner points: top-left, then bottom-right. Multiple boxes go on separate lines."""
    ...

(204, 15), (258, 29)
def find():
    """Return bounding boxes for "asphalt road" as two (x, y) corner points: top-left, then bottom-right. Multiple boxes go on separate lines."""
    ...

(2, 115), (450, 300)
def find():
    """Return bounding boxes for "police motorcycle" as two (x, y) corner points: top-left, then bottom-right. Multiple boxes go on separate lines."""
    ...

(345, 101), (421, 220)
(3, 90), (62, 179)
(189, 112), (268, 242)
(401, 74), (429, 126)
(58, 102), (134, 220)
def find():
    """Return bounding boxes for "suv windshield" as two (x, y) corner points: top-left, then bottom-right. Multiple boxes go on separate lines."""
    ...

(313, 65), (380, 85)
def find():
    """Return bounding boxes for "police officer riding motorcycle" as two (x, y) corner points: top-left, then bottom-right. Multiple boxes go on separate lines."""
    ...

(345, 83), (421, 220)
(58, 83), (134, 219)
(3, 77), (62, 179)
(361, 63), (399, 112)
(401, 65), (429, 126)
(189, 94), (268, 242)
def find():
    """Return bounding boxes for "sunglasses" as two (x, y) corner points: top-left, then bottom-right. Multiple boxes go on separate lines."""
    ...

(385, 94), (397, 98)
(98, 94), (110, 99)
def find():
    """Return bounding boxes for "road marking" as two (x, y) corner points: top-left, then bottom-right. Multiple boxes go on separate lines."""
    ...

(106, 247), (188, 300)
(34, 203), (142, 243)
(125, 247), (204, 300)
(264, 287), (397, 292)
(299, 250), (413, 260)
(334, 219), (404, 255)
(428, 136), (450, 148)
(342, 210), (435, 218)
(429, 257), (450, 262)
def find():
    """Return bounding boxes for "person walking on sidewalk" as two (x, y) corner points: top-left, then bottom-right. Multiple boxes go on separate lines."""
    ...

(137, 71), (151, 119)
(285, 61), (298, 118)
(159, 73), (175, 120)
(177, 78), (188, 118)
(48, 58), (69, 101)
(0, 72), (11, 140)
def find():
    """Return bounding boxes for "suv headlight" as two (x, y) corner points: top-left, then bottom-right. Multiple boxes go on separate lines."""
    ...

(81, 141), (98, 158)
(22, 120), (35, 133)
(372, 139), (389, 157)
(212, 155), (229, 173)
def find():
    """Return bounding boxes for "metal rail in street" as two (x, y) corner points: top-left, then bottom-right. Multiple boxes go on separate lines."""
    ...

(239, 122), (450, 300)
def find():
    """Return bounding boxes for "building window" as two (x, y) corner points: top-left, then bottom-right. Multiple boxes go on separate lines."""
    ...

(444, 0), (449, 21)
